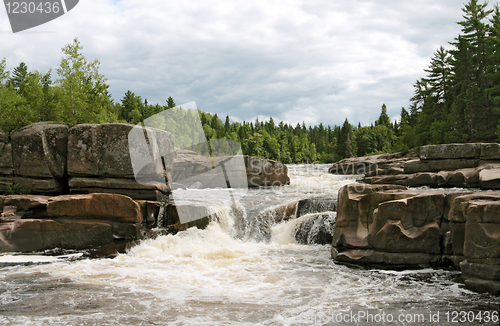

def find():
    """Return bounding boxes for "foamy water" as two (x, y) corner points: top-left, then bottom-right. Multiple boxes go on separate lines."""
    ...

(0, 165), (498, 325)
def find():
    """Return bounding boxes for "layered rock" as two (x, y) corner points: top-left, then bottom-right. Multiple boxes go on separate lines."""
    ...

(336, 143), (500, 190)
(331, 183), (500, 292)
(0, 193), (143, 253)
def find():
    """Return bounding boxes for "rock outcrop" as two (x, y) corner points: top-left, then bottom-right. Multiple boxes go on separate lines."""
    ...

(331, 183), (500, 293)
(331, 143), (500, 190)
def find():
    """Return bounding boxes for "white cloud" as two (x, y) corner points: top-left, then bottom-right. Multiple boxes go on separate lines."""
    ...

(0, 0), (467, 127)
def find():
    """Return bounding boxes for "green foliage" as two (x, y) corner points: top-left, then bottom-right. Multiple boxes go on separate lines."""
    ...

(56, 38), (115, 125)
(6, 183), (31, 195)
(2, 2), (499, 163)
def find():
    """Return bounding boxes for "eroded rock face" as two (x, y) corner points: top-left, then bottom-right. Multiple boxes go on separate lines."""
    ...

(6, 219), (114, 252)
(331, 184), (500, 292)
(332, 184), (466, 269)
(452, 194), (500, 293)
(332, 184), (413, 250)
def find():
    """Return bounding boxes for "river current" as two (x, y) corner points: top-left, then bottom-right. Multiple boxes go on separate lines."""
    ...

(0, 164), (498, 325)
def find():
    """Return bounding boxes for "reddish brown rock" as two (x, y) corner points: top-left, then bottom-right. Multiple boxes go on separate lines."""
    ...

(332, 184), (412, 250)
(47, 193), (141, 223)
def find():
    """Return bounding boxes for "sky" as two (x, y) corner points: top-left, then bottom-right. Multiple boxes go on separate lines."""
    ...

(0, 0), (474, 127)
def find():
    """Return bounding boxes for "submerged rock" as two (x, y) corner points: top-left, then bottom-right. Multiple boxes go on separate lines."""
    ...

(294, 212), (336, 245)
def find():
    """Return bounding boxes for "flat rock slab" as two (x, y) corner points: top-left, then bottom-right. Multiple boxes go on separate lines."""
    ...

(331, 248), (442, 269)
(47, 193), (141, 223)
(420, 143), (482, 160)
(0, 195), (51, 211)
(479, 168), (500, 189)
(461, 260), (500, 281)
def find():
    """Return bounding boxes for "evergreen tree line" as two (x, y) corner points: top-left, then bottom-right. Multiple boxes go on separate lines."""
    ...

(1, 1), (499, 164)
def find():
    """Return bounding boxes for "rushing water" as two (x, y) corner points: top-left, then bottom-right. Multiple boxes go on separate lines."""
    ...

(0, 165), (498, 325)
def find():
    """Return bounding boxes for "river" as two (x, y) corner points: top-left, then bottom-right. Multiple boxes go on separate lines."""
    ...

(0, 164), (498, 325)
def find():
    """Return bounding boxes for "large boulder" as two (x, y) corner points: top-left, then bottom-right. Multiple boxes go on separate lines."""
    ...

(245, 156), (289, 187)
(67, 123), (174, 180)
(67, 124), (174, 199)
(11, 122), (68, 179)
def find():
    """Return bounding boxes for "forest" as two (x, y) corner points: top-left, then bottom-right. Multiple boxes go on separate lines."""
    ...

(1, 0), (499, 164)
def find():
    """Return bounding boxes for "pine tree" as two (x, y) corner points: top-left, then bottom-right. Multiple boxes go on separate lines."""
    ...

(376, 104), (391, 127)
(166, 96), (176, 108)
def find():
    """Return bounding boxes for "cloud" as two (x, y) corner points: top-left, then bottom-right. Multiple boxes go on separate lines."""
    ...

(0, 0), (468, 127)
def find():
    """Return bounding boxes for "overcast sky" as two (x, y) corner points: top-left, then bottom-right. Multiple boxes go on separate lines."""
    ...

(1, 0), (473, 127)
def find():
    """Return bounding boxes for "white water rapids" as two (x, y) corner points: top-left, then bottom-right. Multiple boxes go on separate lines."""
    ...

(0, 165), (498, 325)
